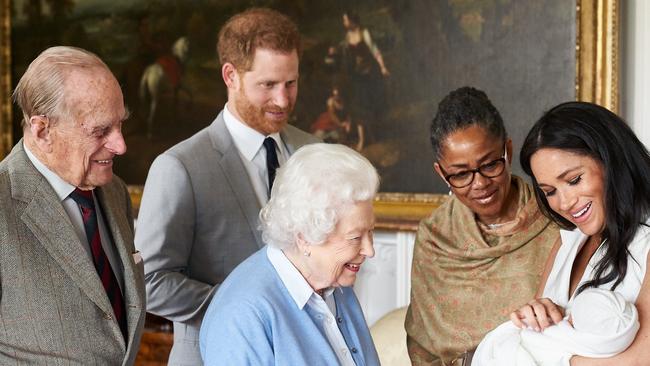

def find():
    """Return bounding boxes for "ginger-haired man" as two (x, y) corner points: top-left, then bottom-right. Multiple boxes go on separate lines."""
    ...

(135, 8), (317, 365)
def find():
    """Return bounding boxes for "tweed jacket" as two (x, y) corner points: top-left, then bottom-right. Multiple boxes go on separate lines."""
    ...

(0, 141), (146, 365)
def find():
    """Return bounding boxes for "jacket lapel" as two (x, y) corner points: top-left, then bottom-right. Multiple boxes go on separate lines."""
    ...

(96, 186), (145, 349)
(279, 126), (301, 155)
(279, 122), (319, 154)
(209, 113), (265, 248)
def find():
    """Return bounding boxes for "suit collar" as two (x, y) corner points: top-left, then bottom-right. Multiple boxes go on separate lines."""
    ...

(279, 123), (304, 155)
(7, 140), (44, 204)
(23, 142), (75, 201)
(96, 185), (146, 347)
(207, 114), (265, 248)
(207, 111), (234, 155)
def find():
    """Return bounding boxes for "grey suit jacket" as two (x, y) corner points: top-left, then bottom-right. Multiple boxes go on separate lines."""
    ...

(0, 142), (146, 365)
(135, 112), (318, 365)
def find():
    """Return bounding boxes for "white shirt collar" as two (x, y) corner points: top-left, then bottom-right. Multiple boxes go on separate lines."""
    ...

(560, 228), (588, 249)
(267, 245), (335, 309)
(23, 142), (76, 201)
(223, 103), (283, 162)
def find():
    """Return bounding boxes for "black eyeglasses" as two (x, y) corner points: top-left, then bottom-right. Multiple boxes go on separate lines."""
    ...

(438, 144), (508, 188)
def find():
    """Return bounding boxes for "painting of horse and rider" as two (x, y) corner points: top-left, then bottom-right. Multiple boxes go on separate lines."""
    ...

(9, 0), (576, 193)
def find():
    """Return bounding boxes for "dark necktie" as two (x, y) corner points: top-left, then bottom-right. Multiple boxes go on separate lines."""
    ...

(263, 137), (280, 191)
(69, 188), (127, 340)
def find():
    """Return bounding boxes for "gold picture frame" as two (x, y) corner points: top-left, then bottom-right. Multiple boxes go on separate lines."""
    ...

(0, 0), (11, 161)
(0, 0), (619, 231)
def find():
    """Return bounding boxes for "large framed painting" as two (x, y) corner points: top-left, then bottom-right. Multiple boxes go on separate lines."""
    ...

(0, 0), (618, 229)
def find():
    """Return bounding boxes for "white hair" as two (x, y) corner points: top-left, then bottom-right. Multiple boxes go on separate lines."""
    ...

(13, 46), (110, 128)
(260, 143), (380, 249)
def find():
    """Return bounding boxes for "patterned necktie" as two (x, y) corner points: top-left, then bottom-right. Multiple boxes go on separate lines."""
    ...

(263, 137), (280, 191)
(69, 188), (127, 340)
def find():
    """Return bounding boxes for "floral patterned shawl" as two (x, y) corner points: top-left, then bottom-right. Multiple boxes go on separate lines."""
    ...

(405, 176), (559, 365)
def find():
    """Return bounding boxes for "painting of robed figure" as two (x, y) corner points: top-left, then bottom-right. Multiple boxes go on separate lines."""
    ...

(7, 0), (583, 196)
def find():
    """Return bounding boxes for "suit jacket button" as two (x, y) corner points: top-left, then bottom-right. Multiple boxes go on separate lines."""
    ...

(104, 313), (113, 320)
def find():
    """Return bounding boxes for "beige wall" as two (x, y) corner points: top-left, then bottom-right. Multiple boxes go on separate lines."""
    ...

(622, 0), (650, 146)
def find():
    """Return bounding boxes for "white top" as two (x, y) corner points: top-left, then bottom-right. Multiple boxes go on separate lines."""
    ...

(223, 103), (288, 206)
(23, 143), (124, 291)
(267, 246), (356, 366)
(543, 221), (650, 308)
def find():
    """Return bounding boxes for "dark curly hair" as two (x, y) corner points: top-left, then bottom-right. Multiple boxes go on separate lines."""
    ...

(520, 101), (650, 294)
(430, 86), (507, 160)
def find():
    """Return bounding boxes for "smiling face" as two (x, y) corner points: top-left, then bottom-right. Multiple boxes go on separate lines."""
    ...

(48, 68), (127, 190)
(300, 200), (375, 290)
(530, 148), (606, 236)
(227, 48), (299, 135)
(434, 125), (515, 224)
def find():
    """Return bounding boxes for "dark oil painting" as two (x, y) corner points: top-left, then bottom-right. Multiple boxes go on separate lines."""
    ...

(10, 0), (576, 193)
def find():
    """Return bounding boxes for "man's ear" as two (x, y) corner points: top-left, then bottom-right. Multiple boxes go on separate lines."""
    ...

(28, 115), (54, 153)
(222, 62), (240, 90)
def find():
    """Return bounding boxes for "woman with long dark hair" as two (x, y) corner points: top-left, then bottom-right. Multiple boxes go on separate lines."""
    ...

(514, 101), (650, 364)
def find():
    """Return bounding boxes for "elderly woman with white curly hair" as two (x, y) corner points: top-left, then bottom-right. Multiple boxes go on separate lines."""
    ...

(199, 143), (381, 365)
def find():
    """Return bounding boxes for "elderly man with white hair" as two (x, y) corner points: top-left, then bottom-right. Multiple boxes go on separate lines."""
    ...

(199, 143), (381, 365)
(0, 46), (145, 364)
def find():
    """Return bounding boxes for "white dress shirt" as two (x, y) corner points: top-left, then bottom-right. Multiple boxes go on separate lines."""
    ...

(267, 246), (357, 366)
(23, 143), (125, 291)
(223, 104), (288, 206)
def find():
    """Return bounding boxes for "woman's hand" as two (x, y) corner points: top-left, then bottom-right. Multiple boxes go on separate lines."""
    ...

(510, 298), (565, 332)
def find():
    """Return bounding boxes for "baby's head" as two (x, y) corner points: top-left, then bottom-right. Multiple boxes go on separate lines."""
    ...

(569, 288), (636, 334)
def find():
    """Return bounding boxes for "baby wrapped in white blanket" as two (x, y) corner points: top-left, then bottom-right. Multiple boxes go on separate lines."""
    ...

(472, 288), (639, 366)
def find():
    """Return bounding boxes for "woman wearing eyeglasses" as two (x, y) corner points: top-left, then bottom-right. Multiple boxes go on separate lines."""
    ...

(405, 86), (560, 365)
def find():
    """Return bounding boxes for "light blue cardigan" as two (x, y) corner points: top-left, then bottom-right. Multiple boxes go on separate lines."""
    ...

(199, 246), (380, 365)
